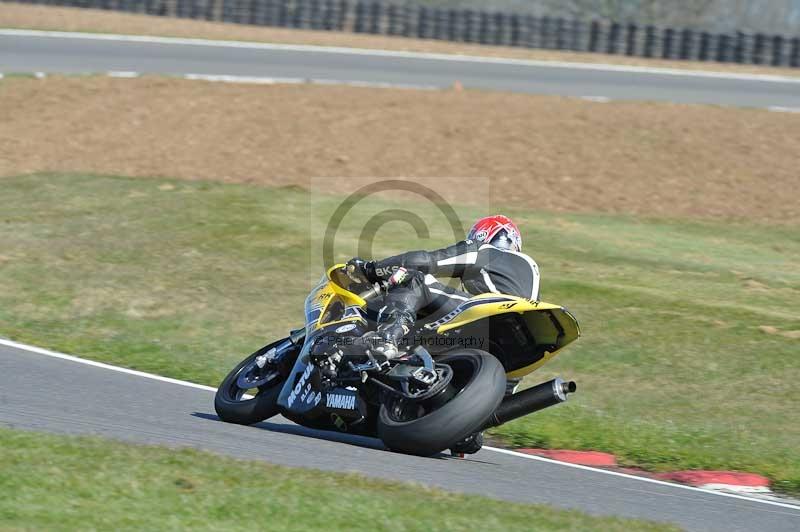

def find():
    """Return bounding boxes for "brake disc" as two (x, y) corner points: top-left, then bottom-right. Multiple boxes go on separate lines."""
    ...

(236, 362), (279, 389)
(400, 363), (453, 401)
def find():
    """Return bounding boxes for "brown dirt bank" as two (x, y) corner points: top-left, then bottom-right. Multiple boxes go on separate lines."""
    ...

(3, 4), (800, 79)
(1, 76), (798, 223)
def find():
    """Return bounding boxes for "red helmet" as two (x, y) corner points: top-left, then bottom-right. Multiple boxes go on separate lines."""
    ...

(467, 215), (522, 251)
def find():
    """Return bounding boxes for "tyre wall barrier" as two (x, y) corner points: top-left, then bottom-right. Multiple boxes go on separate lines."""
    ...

(6, 0), (800, 68)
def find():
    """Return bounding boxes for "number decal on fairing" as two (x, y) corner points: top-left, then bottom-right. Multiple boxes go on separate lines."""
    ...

(287, 364), (314, 407)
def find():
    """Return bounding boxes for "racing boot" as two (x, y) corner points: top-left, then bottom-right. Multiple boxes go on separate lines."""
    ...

(360, 266), (417, 361)
(357, 300), (416, 362)
(449, 383), (514, 456)
(370, 307), (415, 360)
(450, 431), (484, 456)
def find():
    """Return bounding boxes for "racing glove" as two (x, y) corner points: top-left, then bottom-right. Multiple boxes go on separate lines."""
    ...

(345, 258), (379, 284)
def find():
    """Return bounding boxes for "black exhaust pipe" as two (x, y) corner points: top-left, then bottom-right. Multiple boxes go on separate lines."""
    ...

(482, 377), (576, 430)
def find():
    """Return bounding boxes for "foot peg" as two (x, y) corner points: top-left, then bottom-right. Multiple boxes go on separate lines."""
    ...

(411, 367), (437, 385)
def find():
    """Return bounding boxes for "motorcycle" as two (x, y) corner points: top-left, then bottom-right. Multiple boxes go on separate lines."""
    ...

(214, 264), (580, 456)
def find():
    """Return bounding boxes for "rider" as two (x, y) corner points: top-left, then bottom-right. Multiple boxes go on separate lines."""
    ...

(347, 215), (539, 455)
(347, 214), (540, 360)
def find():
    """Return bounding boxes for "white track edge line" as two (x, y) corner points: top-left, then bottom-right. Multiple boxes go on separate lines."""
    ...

(0, 70), (438, 90)
(182, 73), (438, 89)
(0, 337), (217, 393)
(3, 29), (800, 85)
(699, 484), (772, 494)
(768, 106), (800, 113)
(2, 336), (800, 511)
(107, 70), (140, 78)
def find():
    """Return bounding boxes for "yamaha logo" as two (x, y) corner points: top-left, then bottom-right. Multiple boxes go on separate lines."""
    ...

(326, 393), (356, 410)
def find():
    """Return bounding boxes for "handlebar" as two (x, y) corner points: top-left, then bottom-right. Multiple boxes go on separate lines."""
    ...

(357, 281), (388, 302)
(329, 264), (399, 304)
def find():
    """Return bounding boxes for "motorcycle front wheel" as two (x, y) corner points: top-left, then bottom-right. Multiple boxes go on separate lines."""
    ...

(214, 339), (291, 425)
(377, 349), (506, 456)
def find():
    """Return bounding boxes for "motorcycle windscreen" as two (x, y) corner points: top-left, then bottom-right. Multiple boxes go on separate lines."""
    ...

(304, 276), (330, 330)
(305, 275), (367, 332)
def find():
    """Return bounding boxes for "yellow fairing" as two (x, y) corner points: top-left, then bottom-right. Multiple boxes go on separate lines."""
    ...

(435, 294), (581, 379)
(326, 264), (367, 307)
(304, 265), (368, 332)
(316, 266), (579, 378)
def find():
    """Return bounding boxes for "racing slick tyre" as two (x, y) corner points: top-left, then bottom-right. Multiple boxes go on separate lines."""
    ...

(214, 339), (291, 425)
(377, 349), (506, 457)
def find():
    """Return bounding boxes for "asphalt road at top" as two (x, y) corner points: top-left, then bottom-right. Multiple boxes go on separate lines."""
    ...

(2, 30), (800, 109)
(2, 342), (800, 531)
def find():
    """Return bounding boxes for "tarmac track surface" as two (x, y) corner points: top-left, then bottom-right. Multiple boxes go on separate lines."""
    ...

(4, 27), (800, 530)
(2, 341), (800, 531)
(2, 29), (800, 109)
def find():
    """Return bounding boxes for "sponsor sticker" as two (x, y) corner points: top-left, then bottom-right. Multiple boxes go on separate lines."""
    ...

(335, 323), (357, 334)
(326, 393), (356, 410)
(424, 307), (463, 330)
(424, 296), (515, 329)
(287, 363), (314, 407)
(306, 391), (321, 405)
(375, 265), (399, 278)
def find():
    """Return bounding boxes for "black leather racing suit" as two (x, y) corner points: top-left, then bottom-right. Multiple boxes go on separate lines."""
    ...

(367, 238), (541, 325)
(366, 239), (542, 446)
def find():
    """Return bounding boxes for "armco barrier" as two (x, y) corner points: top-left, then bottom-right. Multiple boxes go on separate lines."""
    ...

(4, 0), (799, 68)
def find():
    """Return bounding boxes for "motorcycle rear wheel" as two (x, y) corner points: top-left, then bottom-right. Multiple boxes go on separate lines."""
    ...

(377, 349), (506, 456)
(214, 339), (290, 425)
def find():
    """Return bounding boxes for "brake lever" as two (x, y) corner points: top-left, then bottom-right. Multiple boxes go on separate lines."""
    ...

(347, 350), (388, 375)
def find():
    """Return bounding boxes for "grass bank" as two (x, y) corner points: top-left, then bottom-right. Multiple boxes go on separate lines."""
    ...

(0, 428), (674, 531)
(1, 173), (798, 493)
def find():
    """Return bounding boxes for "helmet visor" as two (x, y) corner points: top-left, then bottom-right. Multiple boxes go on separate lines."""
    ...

(490, 231), (517, 251)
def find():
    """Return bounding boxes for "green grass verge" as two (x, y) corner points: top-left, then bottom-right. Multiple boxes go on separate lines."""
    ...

(0, 428), (674, 531)
(1, 173), (798, 493)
